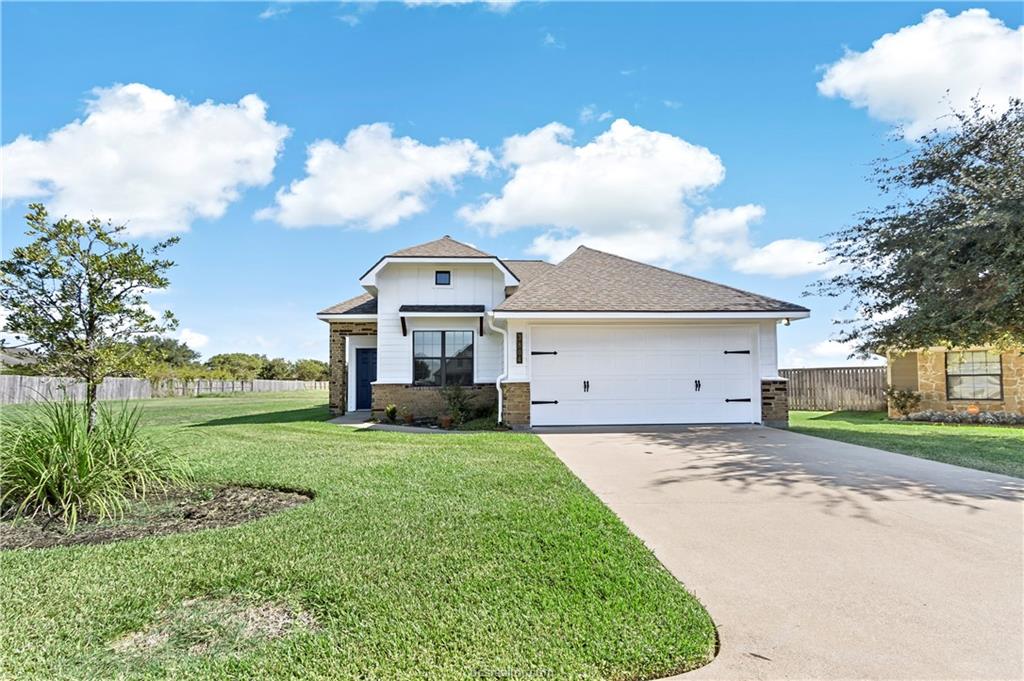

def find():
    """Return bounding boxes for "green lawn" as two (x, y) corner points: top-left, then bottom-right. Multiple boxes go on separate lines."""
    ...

(790, 411), (1024, 478)
(0, 391), (715, 680)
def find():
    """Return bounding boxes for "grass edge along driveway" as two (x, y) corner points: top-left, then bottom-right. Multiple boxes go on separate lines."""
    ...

(790, 410), (1024, 479)
(0, 391), (717, 680)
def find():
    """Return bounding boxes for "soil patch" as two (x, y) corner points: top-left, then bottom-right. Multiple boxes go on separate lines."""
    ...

(0, 485), (312, 550)
(110, 596), (317, 661)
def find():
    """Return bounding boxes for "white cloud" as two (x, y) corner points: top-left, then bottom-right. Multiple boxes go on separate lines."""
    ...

(178, 328), (209, 350)
(818, 8), (1023, 138)
(405, 0), (516, 12)
(733, 238), (836, 278)
(460, 119), (831, 277)
(337, 13), (360, 26)
(690, 205), (766, 260)
(2, 83), (290, 236)
(781, 339), (884, 369)
(258, 4), (290, 20)
(579, 104), (613, 124)
(663, 100), (682, 109)
(258, 123), (492, 229)
(542, 32), (565, 49)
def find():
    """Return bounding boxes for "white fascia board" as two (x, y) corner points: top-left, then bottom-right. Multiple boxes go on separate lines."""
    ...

(359, 257), (518, 287)
(316, 313), (378, 322)
(492, 310), (811, 321)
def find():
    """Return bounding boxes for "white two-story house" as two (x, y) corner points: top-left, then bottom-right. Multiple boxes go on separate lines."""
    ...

(317, 236), (809, 428)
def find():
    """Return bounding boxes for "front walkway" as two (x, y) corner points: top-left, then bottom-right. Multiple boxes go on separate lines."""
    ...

(538, 425), (1024, 680)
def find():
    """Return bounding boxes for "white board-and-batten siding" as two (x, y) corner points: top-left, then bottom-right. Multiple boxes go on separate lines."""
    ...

(374, 263), (506, 384)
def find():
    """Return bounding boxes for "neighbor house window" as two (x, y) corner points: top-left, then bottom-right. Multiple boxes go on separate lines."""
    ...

(946, 350), (1002, 400)
(434, 270), (451, 286)
(413, 331), (473, 386)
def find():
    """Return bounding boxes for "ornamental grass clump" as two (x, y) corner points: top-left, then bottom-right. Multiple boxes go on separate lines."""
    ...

(0, 398), (193, 531)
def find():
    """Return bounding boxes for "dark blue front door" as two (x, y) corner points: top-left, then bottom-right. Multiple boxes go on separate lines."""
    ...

(355, 349), (377, 410)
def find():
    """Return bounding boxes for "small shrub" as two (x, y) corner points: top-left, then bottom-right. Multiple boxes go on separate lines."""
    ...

(399, 407), (414, 425)
(383, 404), (398, 423)
(884, 386), (922, 417)
(440, 385), (473, 426)
(0, 398), (193, 531)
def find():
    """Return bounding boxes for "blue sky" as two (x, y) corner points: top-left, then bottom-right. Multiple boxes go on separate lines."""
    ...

(3, 2), (1021, 365)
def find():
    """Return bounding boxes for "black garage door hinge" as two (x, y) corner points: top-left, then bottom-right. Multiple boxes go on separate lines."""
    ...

(723, 350), (751, 354)
(531, 400), (559, 405)
(725, 398), (752, 403)
(531, 350), (558, 356)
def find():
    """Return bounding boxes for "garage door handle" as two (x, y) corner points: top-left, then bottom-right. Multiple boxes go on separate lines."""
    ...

(723, 350), (751, 354)
(531, 400), (559, 405)
(531, 350), (558, 356)
(725, 398), (752, 403)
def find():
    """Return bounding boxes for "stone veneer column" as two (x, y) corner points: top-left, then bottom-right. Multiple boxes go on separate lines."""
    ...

(501, 382), (531, 428)
(328, 321), (378, 416)
(761, 378), (789, 428)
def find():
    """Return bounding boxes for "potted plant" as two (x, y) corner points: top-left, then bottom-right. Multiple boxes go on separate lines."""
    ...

(438, 414), (454, 430)
(400, 407), (414, 425)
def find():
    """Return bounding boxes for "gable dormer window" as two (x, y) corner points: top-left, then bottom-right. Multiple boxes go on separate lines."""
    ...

(435, 270), (451, 286)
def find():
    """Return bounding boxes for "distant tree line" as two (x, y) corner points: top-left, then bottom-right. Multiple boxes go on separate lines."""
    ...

(4, 335), (329, 382)
(139, 343), (329, 382)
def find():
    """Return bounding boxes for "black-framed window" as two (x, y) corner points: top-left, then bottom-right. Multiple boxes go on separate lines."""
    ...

(434, 270), (451, 286)
(946, 350), (1002, 400)
(413, 331), (473, 386)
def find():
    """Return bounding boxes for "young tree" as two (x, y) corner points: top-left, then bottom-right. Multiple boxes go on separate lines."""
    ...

(0, 204), (178, 429)
(814, 98), (1024, 353)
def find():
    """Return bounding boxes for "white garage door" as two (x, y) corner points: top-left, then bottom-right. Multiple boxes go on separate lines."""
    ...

(529, 324), (758, 426)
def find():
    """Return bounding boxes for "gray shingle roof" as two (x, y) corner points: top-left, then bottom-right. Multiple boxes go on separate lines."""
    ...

(496, 246), (808, 313)
(504, 260), (557, 284)
(318, 292), (377, 316)
(390, 236), (492, 258)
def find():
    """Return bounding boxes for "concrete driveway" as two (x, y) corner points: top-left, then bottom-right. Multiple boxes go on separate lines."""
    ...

(537, 425), (1024, 680)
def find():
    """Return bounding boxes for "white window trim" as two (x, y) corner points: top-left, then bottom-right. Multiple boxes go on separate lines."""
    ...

(433, 269), (453, 288)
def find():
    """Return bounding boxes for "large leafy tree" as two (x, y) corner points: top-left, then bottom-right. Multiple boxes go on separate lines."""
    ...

(205, 353), (267, 380)
(0, 204), (178, 429)
(135, 336), (201, 367)
(259, 357), (294, 380)
(294, 358), (329, 381)
(815, 99), (1023, 352)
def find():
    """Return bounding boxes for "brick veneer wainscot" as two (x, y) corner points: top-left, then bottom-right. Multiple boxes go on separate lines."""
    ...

(761, 378), (789, 428)
(501, 382), (531, 427)
(329, 321), (377, 415)
(371, 384), (498, 420)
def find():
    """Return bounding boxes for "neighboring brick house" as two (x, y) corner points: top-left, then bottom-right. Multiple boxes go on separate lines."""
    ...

(887, 348), (1024, 417)
(318, 236), (809, 428)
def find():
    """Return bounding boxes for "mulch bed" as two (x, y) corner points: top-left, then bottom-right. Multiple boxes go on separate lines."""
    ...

(0, 485), (312, 550)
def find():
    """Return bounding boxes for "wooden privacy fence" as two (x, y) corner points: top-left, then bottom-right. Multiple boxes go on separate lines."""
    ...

(779, 366), (887, 411)
(0, 375), (328, 406)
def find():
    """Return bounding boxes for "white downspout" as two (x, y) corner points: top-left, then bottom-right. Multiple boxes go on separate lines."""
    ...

(486, 312), (507, 425)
